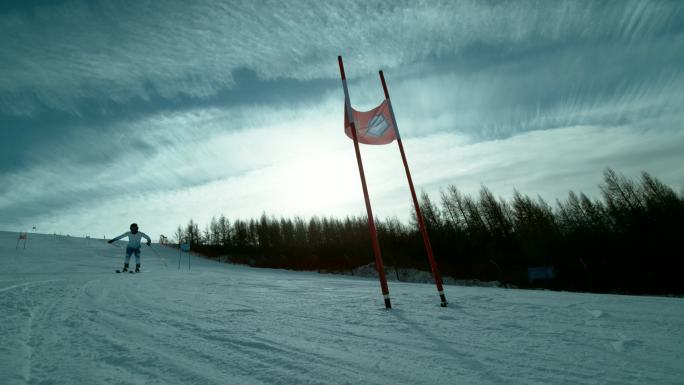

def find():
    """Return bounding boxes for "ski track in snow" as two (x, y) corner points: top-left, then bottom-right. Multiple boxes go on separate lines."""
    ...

(1, 232), (683, 385)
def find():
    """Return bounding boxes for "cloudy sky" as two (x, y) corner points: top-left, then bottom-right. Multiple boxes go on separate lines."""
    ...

(1, 0), (683, 240)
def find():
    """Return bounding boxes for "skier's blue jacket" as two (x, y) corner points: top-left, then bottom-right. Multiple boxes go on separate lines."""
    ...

(111, 231), (151, 249)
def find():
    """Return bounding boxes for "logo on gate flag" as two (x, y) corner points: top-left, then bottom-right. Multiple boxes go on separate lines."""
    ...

(345, 100), (396, 145)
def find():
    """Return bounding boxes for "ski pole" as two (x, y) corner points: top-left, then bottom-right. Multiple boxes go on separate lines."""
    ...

(147, 244), (167, 267)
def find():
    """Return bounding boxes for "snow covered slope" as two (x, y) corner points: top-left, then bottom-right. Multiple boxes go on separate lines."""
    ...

(1, 231), (683, 385)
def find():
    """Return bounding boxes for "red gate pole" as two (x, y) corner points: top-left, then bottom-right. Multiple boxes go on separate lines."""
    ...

(379, 70), (448, 307)
(338, 56), (391, 309)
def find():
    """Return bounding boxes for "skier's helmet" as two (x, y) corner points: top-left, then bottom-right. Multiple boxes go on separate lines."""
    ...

(130, 223), (139, 233)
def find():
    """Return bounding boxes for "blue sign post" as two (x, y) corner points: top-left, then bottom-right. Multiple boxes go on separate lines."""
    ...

(179, 242), (191, 270)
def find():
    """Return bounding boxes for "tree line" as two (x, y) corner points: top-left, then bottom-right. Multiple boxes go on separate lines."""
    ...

(174, 169), (684, 295)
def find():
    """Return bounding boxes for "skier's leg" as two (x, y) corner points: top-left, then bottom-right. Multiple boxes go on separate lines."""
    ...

(134, 248), (141, 272)
(124, 247), (133, 271)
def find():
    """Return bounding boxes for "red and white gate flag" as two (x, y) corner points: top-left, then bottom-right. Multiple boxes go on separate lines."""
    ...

(344, 100), (396, 145)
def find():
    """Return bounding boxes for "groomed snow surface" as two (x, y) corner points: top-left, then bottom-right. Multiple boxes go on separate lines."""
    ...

(1, 232), (683, 385)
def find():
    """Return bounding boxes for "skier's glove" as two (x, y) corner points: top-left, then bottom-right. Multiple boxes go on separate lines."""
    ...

(108, 240), (113, 244)
(147, 241), (151, 246)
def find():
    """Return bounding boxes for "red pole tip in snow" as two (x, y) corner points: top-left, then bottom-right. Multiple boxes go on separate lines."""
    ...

(338, 56), (346, 80)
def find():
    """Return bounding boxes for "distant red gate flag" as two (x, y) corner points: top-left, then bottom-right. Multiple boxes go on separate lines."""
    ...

(344, 100), (396, 145)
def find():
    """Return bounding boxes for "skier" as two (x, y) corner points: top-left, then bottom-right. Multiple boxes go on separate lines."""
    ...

(108, 223), (151, 273)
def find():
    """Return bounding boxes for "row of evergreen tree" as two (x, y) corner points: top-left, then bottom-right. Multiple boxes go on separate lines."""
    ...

(175, 169), (684, 295)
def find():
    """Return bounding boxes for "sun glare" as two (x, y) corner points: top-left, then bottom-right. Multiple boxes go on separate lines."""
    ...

(277, 151), (359, 217)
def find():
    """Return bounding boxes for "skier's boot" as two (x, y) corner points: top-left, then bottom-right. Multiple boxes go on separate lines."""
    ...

(135, 264), (140, 273)
(122, 263), (129, 272)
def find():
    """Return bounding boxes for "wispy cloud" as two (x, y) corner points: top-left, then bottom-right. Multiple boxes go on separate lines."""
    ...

(3, 86), (683, 238)
(0, 95), (350, 233)
(2, 0), (682, 115)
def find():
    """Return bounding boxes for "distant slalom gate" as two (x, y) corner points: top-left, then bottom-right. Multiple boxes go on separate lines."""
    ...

(16, 233), (28, 249)
(338, 56), (448, 309)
